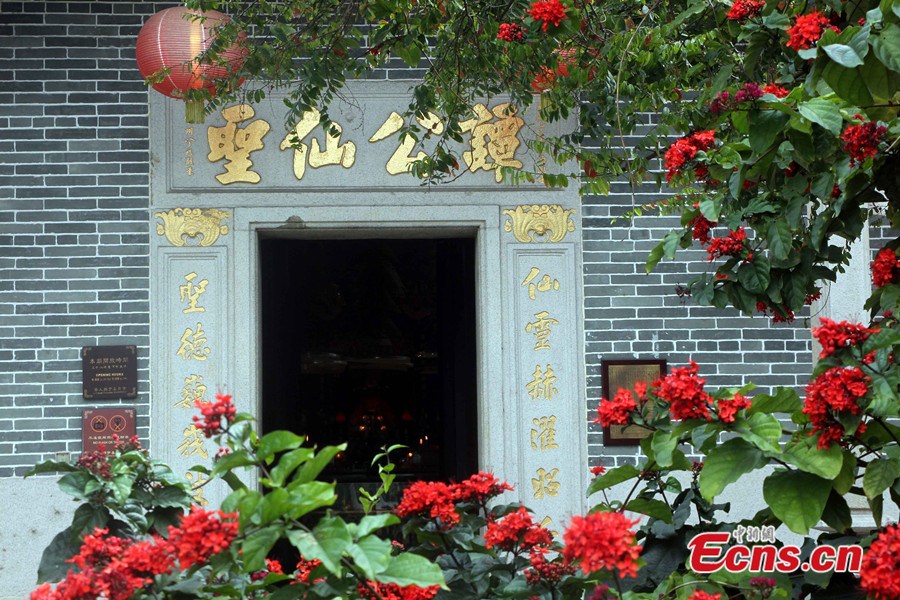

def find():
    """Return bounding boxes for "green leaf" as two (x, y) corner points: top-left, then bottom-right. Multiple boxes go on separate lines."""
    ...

(763, 470), (831, 534)
(377, 553), (446, 588)
(738, 256), (771, 294)
(111, 475), (134, 504)
(749, 110), (790, 154)
(625, 498), (673, 523)
(863, 458), (900, 499)
(242, 525), (282, 571)
(57, 471), (92, 501)
(651, 431), (678, 468)
(294, 444), (346, 484)
(288, 515), (352, 575)
(699, 197), (720, 222)
(257, 430), (305, 464)
(821, 61), (874, 107)
(37, 527), (82, 583)
(286, 480), (337, 519)
(588, 464), (641, 495)
(269, 447), (314, 487)
(357, 513), (400, 539)
(25, 460), (78, 477)
(735, 412), (783, 454)
(698, 438), (767, 501)
(748, 387), (802, 415)
(833, 452), (857, 495)
(872, 24), (900, 73)
(797, 98), (843, 135)
(783, 435), (843, 479)
(767, 220), (793, 261)
(347, 535), (392, 579)
(820, 491), (853, 532)
(823, 44), (865, 68)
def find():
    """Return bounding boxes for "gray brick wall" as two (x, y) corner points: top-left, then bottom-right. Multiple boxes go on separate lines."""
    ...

(0, 2), (818, 478)
(0, 1), (170, 476)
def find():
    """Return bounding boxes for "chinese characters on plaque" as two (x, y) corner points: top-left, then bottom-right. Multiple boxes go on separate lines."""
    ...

(172, 269), (216, 506)
(204, 102), (526, 185)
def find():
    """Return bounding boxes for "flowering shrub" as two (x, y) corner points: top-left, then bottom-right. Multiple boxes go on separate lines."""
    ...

(785, 11), (837, 51)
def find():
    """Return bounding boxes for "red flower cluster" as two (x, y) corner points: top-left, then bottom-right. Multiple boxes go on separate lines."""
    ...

(763, 83), (790, 97)
(595, 387), (638, 427)
(689, 214), (716, 245)
(166, 507), (239, 569)
(726, 0), (764, 21)
(872, 247), (900, 287)
(497, 23), (526, 42)
(394, 480), (460, 525)
(689, 592), (722, 600)
(484, 506), (553, 551)
(812, 317), (877, 358)
(529, 0), (567, 31)
(654, 360), (715, 421)
(562, 511), (641, 577)
(860, 524), (900, 600)
(706, 227), (747, 261)
(525, 546), (576, 585)
(803, 366), (869, 448)
(357, 581), (440, 600)
(193, 392), (237, 437)
(294, 557), (324, 585)
(531, 48), (575, 92)
(31, 510), (237, 600)
(590, 464), (606, 476)
(664, 130), (716, 182)
(715, 393), (751, 423)
(734, 82), (763, 103)
(452, 471), (514, 503)
(842, 120), (887, 166)
(395, 472), (514, 526)
(786, 11), (835, 50)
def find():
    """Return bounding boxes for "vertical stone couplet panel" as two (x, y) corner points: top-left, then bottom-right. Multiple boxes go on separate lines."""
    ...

(502, 203), (587, 532)
(151, 208), (233, 508)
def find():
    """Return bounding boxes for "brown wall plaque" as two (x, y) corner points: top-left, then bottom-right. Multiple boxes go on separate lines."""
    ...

(82, 408), (136, 453)
(601, 359), (667, 446)
(82, 345), (138, 399)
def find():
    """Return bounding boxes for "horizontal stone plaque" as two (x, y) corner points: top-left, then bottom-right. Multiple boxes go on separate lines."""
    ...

(82, 345), (138, 400)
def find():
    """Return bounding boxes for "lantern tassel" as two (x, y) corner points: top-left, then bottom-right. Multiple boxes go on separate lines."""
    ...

(185, 98), (206, 124)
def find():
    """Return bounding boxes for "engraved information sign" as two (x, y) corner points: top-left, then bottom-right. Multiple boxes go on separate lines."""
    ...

(82, 408), (136, 453)
(82, 345), (138, 399)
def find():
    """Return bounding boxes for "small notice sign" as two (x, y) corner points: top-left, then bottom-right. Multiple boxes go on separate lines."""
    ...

(82, 345), (138, 399)
(82, 408), (136, 453)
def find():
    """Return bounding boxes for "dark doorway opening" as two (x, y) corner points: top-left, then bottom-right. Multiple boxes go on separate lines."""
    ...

(260, 235), (478, 513)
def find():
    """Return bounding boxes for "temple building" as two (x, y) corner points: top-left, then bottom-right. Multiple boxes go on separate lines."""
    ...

(0, 3), (843, 596)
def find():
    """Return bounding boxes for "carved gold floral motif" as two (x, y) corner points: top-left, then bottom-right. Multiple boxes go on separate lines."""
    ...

(155, 208), (230, 247)
(503, 204), (576, 243)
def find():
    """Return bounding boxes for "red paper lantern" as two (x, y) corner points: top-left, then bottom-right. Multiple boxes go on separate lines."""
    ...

(136, 7), (245, 123)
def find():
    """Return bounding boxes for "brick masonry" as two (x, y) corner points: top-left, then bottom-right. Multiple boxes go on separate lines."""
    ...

(0, 2), (823, 480)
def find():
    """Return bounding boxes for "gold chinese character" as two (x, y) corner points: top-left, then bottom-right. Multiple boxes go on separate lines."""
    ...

(176, 374), (208, 409)
(177, 323), (211, 361)
(539, 516), (559, 538)
(177, 425), (209, 459)
(526, 364), (558, 400)
(185, 127), (194, 136)
(525, 310), (559, 351)
(521, 267), (560, 300)
(185, 471), (210, 506)
(530, 416), (559, 451)
(369, 111), (444, 175)
(280, 108), (356, 180)
(179, 272), (208, 314)
(207, 104), (270, 184)
(459, 103), (524, 183)
(531, 467), (560, 499)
